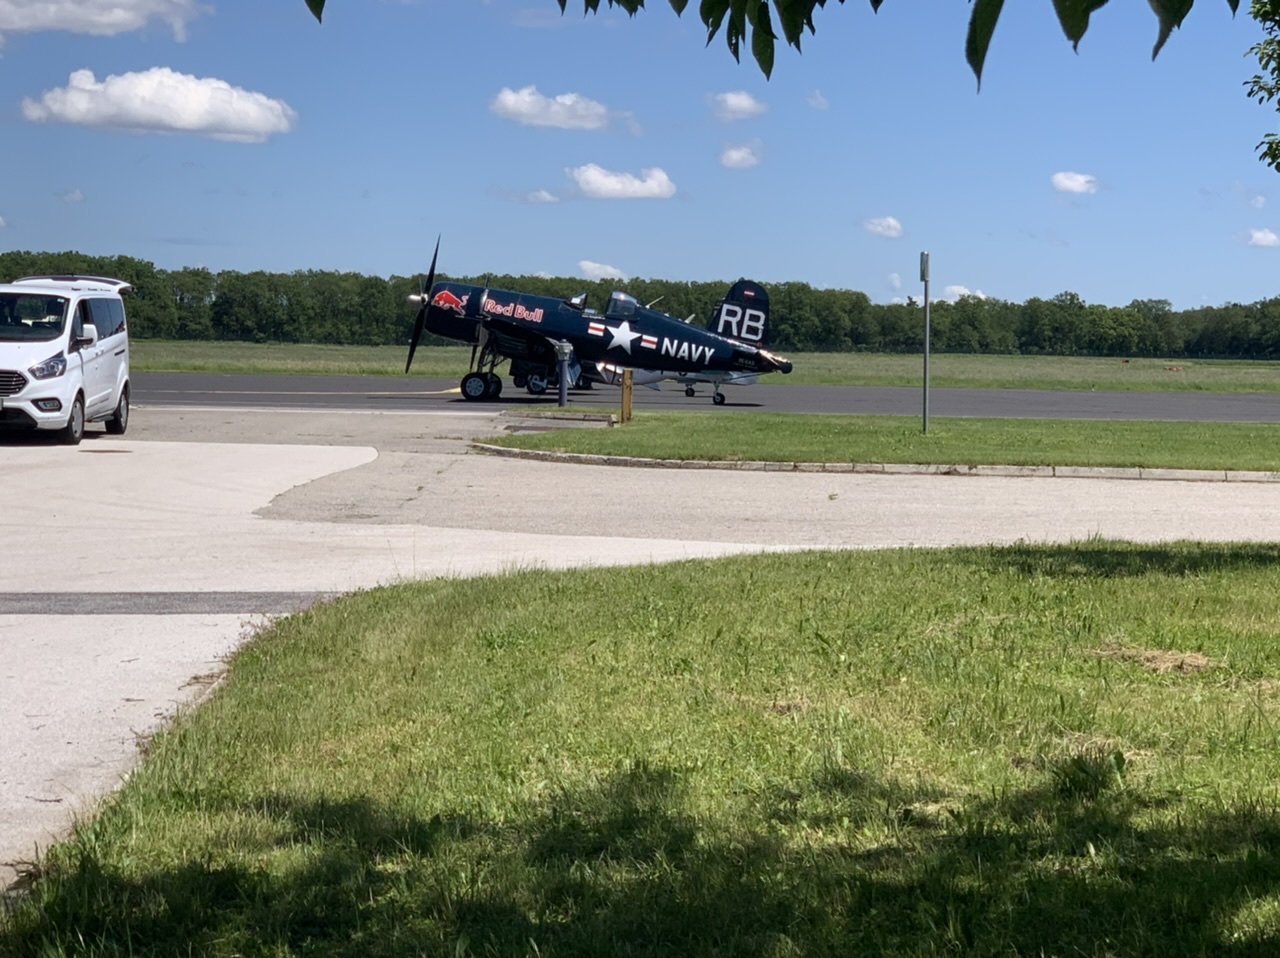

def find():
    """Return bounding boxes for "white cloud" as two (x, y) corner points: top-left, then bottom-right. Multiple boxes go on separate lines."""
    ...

(527, 189), (559, 204)
(1248, 228), (1280, 248)
(0, 0), (202, 42)
(808, 89), (829, 110)
(711, 91), (766, 121)
(863, 216), (903, 239)
(566, 163), (676, 199)
(22, 68), (297, 143)
(720, 142), (760, 169)
(63, 188), (84, 203)
(0, 215), (6, 227)
(580, 259), (627, 280)
(888, 272), (902, 290)
(490, 85), (610, 130)
(1233, 181), (1267, 210)
(1051, 171), (1098, 194)
(943, 285), (987, 301)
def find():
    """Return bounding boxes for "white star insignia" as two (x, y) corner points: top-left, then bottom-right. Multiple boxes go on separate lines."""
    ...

(607, 320), (641, 354)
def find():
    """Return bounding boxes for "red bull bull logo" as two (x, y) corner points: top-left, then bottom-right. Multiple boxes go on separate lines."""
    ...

(430, 289), (469, 315)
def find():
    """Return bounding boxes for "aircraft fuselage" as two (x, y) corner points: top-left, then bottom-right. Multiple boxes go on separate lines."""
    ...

(421, 282), (791, 376)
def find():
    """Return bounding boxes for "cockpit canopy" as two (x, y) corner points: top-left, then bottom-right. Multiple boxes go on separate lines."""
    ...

(605, 291), (637, 319)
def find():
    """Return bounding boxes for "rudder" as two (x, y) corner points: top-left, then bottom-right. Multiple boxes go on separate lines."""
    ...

(708, 279), (770, 346)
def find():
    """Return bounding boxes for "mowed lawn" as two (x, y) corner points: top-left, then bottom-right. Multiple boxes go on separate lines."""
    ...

(487, 412), (1280, 473)
(6, 544), (1280, 956)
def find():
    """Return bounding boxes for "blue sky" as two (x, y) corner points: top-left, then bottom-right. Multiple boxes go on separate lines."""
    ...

(1, 0), (1276, 309)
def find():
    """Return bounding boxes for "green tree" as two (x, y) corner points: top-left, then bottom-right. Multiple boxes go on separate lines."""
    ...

(1247, 0), (1280, 169)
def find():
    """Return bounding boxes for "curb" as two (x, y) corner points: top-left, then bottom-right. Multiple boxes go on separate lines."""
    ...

(466, 442), (1280, 483)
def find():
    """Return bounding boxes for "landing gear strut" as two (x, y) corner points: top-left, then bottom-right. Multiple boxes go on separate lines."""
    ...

(459, 341), (507, 401)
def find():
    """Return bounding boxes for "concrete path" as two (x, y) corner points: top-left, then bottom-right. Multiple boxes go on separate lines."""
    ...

(5, 406), (1280, 889)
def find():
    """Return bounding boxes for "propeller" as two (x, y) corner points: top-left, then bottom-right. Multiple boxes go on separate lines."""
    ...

(405, 234), (440, 374)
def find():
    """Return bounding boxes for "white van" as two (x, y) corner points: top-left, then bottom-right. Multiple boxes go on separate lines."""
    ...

(0, 275), (131, 445)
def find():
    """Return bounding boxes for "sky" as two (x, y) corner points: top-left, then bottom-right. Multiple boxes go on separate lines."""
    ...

(0, 0), (1277, 310)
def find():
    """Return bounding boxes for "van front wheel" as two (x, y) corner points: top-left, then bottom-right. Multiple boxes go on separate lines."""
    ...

(58, 395), (85, 445)
(106, 388), (129, 435)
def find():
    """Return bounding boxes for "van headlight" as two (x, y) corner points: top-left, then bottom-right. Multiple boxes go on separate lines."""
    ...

(29, 352), (67, 380)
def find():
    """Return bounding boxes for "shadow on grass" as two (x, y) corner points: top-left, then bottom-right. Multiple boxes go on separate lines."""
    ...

(7, 759), (1280, 956)
(970, 540), (1280, 579)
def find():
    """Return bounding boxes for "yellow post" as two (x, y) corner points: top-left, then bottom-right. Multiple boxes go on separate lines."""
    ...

(620, 368), (634, 423)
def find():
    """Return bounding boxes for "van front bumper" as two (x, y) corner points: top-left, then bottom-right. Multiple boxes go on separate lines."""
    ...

(0, 396), (70, 431)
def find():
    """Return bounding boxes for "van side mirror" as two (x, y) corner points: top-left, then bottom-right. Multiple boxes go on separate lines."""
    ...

(77, 323), (99, 347)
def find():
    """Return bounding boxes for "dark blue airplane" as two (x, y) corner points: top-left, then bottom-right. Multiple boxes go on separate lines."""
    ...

(404, 241), (793, 404)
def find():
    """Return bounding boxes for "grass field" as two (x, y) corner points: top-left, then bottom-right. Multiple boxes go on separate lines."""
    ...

(6, 543), (1280, 956)
(131, 340), (1280, 393)
(488, 412), (1280, 473)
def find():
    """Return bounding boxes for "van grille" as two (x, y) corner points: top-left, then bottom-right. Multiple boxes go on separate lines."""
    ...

(0, 370), (28, 397)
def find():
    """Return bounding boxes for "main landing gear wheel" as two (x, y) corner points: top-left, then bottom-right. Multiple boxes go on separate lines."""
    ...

(526, 375), (548, 395)
(485, 373), (503, 399)
(712, 392), (726, 406)
(461, 372), (490, 401)
(685, 386), (696, 398)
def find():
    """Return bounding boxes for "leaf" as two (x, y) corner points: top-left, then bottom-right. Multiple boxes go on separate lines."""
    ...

(776, 0), (810, 46)
(1149, 0), (1194, 60)
(1052, 0), (1111, 49)
(702, 0), (731, 46)
(306, 0), (324, 22)
(669, 0), (691, 13)
(751, 0), (778, 76)
(965, 0), (1006, 90)
(727, 0), (748, 61)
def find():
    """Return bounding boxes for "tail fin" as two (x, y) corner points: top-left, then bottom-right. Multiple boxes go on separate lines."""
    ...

(708, 279), (771, 346)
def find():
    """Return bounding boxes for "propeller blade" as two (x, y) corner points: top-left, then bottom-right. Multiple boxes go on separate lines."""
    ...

(405, 235), (440, 374)
(405, 304), (427, 374)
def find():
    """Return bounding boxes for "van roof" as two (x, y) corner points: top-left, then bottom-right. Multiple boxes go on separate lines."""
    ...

(7, 275), (133, 295)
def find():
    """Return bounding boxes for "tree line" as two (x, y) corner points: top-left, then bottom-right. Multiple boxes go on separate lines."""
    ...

(3, 249), (1279, 359)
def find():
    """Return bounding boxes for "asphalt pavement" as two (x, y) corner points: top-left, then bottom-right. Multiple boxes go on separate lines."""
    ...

(132, 371), (1280, 422)
(6, 404), (1280, 892)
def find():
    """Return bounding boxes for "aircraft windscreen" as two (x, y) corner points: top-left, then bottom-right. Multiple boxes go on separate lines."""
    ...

(606, 292), (637, 319)
(0, 294), (68, 343)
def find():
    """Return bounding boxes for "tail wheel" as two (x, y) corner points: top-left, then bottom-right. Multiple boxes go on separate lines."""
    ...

(685, 386), (696, 398)
(105, 386), (129, 435)
(461, 372), (490, 401)
(58, 394), (85, 445)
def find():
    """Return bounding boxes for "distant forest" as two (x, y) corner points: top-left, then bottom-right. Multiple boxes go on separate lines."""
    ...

(3, 249), (1279, 359)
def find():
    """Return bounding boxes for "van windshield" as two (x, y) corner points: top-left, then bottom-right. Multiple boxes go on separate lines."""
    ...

(0, 293), (69, 343)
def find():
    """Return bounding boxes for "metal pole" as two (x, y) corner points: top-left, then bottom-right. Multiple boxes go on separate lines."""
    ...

(921, 251), (930, 434)
(554, 341), (573, 408)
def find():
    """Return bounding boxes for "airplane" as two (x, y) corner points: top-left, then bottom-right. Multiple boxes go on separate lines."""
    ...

(580, 279), (778, 404)
(404, 240), (793, 403)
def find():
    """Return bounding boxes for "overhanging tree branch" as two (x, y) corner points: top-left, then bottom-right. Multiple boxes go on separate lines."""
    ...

(303, 0), (1277, 171)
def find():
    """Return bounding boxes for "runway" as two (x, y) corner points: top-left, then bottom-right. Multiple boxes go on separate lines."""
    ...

(131, 371), (1280, 422)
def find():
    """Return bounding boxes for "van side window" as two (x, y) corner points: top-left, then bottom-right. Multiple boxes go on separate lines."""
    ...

(70, 301), (92, 352)
(89, 298), (121, 338)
